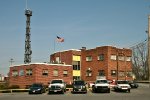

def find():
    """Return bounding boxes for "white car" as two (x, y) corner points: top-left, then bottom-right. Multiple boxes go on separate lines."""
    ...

(92, 79), (110, 93)
(114, 80), (131, 93)
(48, 79), (66, 94)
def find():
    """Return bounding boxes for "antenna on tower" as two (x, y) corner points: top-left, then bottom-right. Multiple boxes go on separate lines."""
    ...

(26, 0), (27, 9)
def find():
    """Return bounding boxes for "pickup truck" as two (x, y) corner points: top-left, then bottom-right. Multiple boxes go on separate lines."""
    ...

(92, 79), (110, 93)
(48, 79), (66, 94)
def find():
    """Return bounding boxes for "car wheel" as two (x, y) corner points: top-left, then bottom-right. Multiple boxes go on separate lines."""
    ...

(107, 90), (110, 93)
(61, 90), (64, 94)
(128, 89), (130, 93)
(64, 89), (66, 92)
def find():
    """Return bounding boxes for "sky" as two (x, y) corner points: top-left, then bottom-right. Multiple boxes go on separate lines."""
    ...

(0, 0), (150, 76)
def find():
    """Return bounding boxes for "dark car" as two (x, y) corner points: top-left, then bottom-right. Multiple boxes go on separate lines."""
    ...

(71, 80), (87, 93)
(128, 81), (139, 88)
(28, 83), (46, 94)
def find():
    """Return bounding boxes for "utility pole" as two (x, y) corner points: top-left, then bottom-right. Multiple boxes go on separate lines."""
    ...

(116, 48), (119, 80)
(148, 15), (150, 87)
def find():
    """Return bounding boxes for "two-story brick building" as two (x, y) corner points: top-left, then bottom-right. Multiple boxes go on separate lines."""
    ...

(8, 46), (133, 88)
(50, 49), (81, 80)
(81, 46), (132, 83)
(9, 63), (72, 88)
(50, 46), (133, 83)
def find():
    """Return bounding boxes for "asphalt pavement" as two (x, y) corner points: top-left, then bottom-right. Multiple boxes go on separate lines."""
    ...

(0, 85), (150, 100)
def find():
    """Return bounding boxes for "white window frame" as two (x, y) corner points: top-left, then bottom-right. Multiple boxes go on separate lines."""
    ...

(97, 54), (104, 61)
(118, 56), (125, 61)
(19, 69), (24, 76)
(42, 69), (48, 76)
(110, 55), (116, 60)
(26, 69), (32, 76)
(53, 69), (58, 76)
(86, 56), (92, 61)
(12, 70), (18, 76)
(126, 56), (131, 61)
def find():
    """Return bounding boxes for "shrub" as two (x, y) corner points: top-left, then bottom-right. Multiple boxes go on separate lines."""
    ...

(9, 85), (20, 89)
(0, 85), (5, 90)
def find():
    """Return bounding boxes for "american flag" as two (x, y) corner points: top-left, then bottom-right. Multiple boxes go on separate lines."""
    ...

(56, 36), (64, 42)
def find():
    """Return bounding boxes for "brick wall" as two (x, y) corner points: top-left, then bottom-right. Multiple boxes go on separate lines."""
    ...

(50, 50), (81, 65)
(9, 63), (73, 88)
(81, 46), (132, 83)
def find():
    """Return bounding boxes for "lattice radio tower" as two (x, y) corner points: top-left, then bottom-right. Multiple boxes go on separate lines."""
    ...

(24, 1), (32, 64)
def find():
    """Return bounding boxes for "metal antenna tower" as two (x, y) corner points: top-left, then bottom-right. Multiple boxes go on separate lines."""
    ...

(24, 7), (32, 64)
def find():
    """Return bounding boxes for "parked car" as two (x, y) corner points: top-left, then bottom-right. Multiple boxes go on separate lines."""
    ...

(88, 82), (95, 88)
(108, 79), (116, 88)
(114, 80), (131, 93)
(128, 81), (139, 88)
(28, 83), (46, 94)
(92, 79), (110, 93)
(71, 80), (87, 93)
(48, 79), (66, 94)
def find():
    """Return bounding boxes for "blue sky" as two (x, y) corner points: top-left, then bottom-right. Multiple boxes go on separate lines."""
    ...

(0, 0), (149, 75)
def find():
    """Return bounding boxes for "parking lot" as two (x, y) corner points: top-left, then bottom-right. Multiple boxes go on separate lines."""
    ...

(0, 85), (150, 100)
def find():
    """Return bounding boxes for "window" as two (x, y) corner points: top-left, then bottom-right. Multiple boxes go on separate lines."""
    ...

(86, 71), (92, 77)
(98, 54), (104, 61)
(19, 69), (24, 76)
(73, 76), (80, 80)
(55, 57), (60, 63)
(12, 70), (18, 76)
(118, 56), (124, 61)
(26, 69), (32, 76)
(111, 70), (116, 76)
(63, 70), (68, 77)
(98, 70), (105, 76)
(73, 55), (81, 61)
(127, 71), (132, 77)
(86, 68), (92, 77)
(53, 69), (58, 76)
(126, 57), (131, 61)
(42, 69), (48, 76)
(110, 55), (116, 60)
(86, 56), (92, 61)
(118, 71), (125, 77)
(72, 61), (80, 70)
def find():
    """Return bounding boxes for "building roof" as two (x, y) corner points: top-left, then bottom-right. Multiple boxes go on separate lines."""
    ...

(11, 63), (72, 67)
(54, 49), (81, 53)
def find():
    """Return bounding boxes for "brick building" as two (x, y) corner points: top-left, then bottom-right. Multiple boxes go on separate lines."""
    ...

(81, 46), (132, 83)
(50, 49), (81, 80)
(9, 46), (132, 88)
(9, 63), (72, 88)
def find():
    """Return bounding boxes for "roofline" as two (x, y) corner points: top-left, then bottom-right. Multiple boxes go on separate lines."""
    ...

(54, 49), (81, 54)
(83, 46), (131, 51)
(11, 63), (72, 67)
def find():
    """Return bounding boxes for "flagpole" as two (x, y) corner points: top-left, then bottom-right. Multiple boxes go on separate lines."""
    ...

(56, 35), (64, 64)
(54, 39), (56, 53)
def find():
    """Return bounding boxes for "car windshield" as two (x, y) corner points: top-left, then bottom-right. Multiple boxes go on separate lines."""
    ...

(73, 81), (85, 85)
(117, 81), (128, 84)
(51, 80), (63, 84)
(96, 80), (107, 84)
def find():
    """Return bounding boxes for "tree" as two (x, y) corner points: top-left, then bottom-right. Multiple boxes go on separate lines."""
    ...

(131, 41), (148, 80)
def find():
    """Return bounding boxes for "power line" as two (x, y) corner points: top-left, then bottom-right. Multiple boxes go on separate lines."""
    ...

(129, 39), (148, 49)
